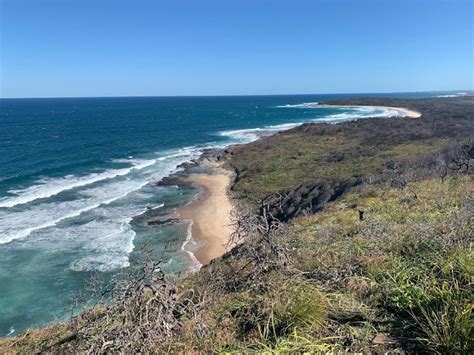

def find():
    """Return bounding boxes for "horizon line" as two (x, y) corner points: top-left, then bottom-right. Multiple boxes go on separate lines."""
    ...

(1, 89), (472, 100)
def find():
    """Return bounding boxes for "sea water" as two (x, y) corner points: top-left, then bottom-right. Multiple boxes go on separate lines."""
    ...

(0, 92), (458, 335)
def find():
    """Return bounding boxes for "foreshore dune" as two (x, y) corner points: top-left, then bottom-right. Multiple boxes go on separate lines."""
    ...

(174, 163), (234, 266)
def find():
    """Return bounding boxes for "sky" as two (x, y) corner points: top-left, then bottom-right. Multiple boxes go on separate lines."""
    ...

(0, 0), (473, 98)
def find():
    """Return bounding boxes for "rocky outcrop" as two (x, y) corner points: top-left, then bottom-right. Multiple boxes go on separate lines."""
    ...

(261, 178), (362, 221)
(147, 218), (181, 226)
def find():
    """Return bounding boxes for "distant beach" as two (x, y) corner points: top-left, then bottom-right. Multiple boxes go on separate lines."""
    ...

(358, 105), (422, 118)
(319, 104), (422, 118)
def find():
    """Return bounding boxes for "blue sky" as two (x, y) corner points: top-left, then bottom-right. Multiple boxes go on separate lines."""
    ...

(1, 0), (472, 98)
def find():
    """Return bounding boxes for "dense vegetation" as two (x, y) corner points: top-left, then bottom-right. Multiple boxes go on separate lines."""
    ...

(227, 97), (472, 209)
(1, 97), (472, 353)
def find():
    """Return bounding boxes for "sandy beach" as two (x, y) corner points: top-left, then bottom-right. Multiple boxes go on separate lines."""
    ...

(174, 162), (234, 266)
(320, 104), (422, 118)
(363, 105), (422, 118)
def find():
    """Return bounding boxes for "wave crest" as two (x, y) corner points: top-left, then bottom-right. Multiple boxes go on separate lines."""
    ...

(220, 122), (302, 143)
(0, 158), (156, 209)
(275, 102), (319, 108)
(436, 92), (467, 98)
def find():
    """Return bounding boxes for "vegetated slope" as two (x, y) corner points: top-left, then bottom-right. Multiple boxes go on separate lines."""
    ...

(1, 97), (472, 353)
(226, 97), (471, 208)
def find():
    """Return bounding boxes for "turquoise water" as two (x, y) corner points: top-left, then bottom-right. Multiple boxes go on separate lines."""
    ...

(0, 92), (461, 336)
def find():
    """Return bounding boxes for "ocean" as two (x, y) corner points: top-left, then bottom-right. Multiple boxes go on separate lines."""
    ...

(0, 92), (465, 336)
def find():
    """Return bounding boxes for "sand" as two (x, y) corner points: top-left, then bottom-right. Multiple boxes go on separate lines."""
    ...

(362, 105), (422, 118)
(319, 104), (422, 118)
(174, 164), (233, 266)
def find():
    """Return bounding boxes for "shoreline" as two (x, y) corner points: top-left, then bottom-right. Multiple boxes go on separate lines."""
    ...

(171, 103), (421, 269)
(173, 161), (234, 267)
(319, 104), (422, 118)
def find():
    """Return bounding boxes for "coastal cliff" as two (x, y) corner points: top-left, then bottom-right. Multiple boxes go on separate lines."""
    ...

(1, 97), (473, 353)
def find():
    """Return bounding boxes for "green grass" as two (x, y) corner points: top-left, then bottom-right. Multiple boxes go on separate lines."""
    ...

(286, 176), (473, 352)
(229, 131), (450, 198)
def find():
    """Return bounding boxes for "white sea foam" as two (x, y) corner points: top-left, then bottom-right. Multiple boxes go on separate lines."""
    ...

(150, 203), (165, 210)
(317, 107), (402, 121)
(435, 92), (467, 98)
(220, 122), (303, 143)
(277, 101), (413, 118)
(70, 254), (131, 272)
(0, 158), (156, 208)
(142, 147), (203, 183)
(0, 179), (148, 245)
(0, 145), (204, 244)
(68, 217), (137, 272)
(0, 145), (220, 272)
(157, 150), (196, 161)
(66, 199), (164, 272)
(220, 106), (405, 144)
(275, 102), (319, 108)
(181, 219), (202, 272)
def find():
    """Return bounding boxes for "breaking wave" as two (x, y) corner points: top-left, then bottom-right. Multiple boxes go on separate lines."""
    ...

(0, 146), (205, 271)
(0, 158), (156, 209)
(220, 105), (403, 141)
(435, 92), (467, 98)
(275, 102), (319, 108)
(316, 107), (402, 122)
(220, 122), (303, 143)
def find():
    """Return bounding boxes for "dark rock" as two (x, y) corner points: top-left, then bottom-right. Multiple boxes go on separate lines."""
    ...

(148, 218), (181, 226)
(261, 178), (362, 222)
(156, 175), (187, 187)
(177, 160), (197, 170)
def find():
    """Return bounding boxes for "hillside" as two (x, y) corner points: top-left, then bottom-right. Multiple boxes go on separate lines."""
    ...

(1, 97), (472, 353)
(226, 97), (472, 215)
